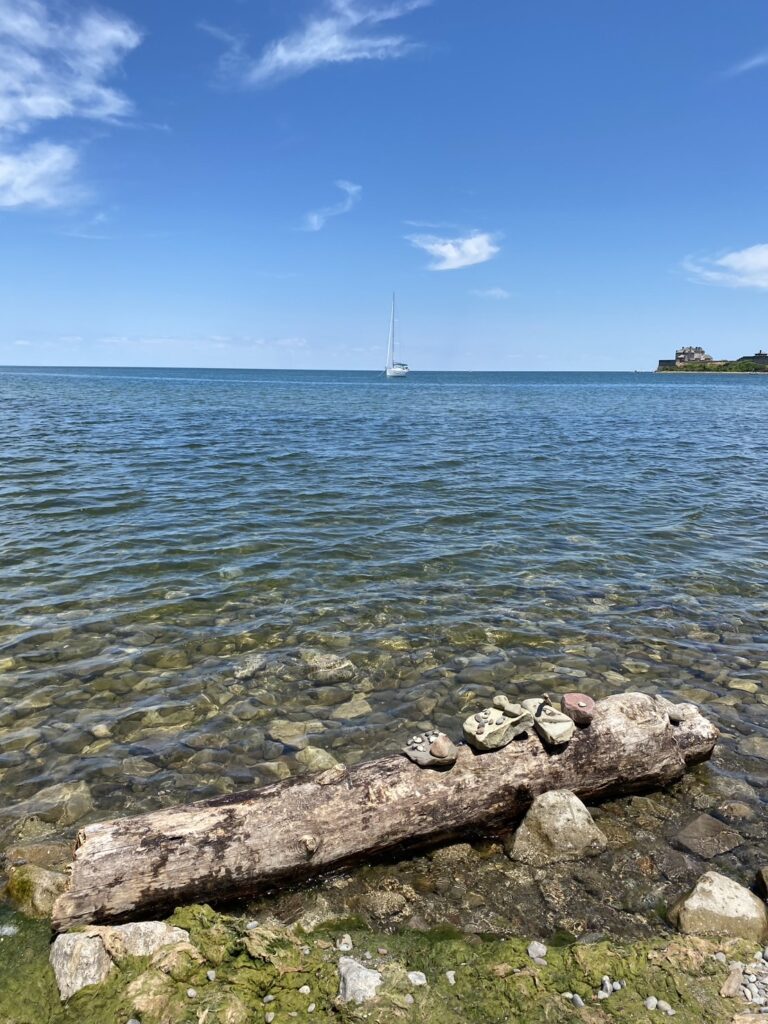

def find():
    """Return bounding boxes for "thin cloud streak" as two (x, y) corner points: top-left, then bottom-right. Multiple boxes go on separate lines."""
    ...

(683, 244), (768, 290)
(304, 179), (361, 230)
(408, 230), (500, 271)
(472, 287), (510, 299)
(724, 49), (768, 77)
(204, 0), (431, 88)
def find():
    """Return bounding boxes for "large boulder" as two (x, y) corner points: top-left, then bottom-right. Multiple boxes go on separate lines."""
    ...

(338, 957), (382, 1003)
(507, 790), (608, 866)
(49, 933), (114, 1000)
(6, 864), (68, 918)
(669, 871), (768, 942)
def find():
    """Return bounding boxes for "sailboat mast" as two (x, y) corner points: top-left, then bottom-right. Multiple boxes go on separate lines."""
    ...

(386, 293), (395, 369)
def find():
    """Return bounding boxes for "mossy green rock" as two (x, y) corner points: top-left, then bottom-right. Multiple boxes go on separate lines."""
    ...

(0, 904), (756, 1024)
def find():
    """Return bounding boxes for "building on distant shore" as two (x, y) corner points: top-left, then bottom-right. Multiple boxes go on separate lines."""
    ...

(656, 347), (768, 371)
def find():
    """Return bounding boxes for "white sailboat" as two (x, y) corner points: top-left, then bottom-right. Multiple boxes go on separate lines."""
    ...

(385, 293), (409, 377)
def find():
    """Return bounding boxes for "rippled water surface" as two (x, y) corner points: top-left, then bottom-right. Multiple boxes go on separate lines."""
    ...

(1, 367), (767, 830)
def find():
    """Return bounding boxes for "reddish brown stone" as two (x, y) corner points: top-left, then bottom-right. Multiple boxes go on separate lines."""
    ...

(561, 693), (596, 727)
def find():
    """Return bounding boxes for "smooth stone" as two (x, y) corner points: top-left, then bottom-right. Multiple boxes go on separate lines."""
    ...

(446, 970), (456, 985)
(463, 703), (529, 752)
(265, 719), (325, 750)
(572, 994), (585, 1007)
(561, 692), (596, 726)
(597, 989), (609, 999)
(207, 969), (216, 981)
(527, 940), (548, 960)
(10, 780), (93, 826)
(187, 988), (197, 998)
(674, 814), (741, 859)
(336, 933), (353, 951)
(265, 1014), (275, 1024)
(86, 921), (189, 962)
(6, 864), (67, 918)
(302, 651), (356, 684)
(657, 999), (672, 1012)
(338, 957), (383, 1004)
(644, 996), (658, 1010)
(50, 933), (114, 1000)
(299, 984), (311, 994)
(295, 746), (339, 773)
(408, 971), (427, 986)
(669, 871), (768, 942)
(508, 790), (608, 866)
(330, 696), (372, 721)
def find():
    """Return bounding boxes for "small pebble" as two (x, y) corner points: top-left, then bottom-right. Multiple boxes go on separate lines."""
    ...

(657, 1000), (672, 1013)
(186, 988), (197, 999)
(572, 994), (585, 1008)
(561, 992), (573, 999)
(405, 994), (414, 1005)
(714, 952), (727, 963)
(408, 971), (427, 986)
(308, 1004), (316, 1013)
(299, 985), (311, 995)
(363, 951), (372, 960)
(446, 971), (456, 986)
(612, 980), (621, 992)
(377, 947), (388, 955)
(301, 945), (310, 955)
(597, 990), (610, 1000)
(0, 925), (18, 938)
(527, 941), (548, 960)
(207, 969), (216, 982)
(336, 933), (353, 952)
(265, 1014), (275, 1024)
(644, 996), (658, 1010)
(263, 995), (275, 1004)
(533, 957), (548, 966)
(246, 921), (259, 930)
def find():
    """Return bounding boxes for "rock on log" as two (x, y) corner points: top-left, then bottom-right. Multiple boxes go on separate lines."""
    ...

(53, 693), (717, 931)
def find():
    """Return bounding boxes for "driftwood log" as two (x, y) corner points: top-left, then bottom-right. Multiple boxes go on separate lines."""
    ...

(52, 692), (717, 931)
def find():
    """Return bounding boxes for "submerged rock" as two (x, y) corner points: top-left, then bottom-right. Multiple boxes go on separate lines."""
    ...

(674, 814), (741, 859)
(330, 695), (371, 720)
(9, 780), (93, 827)
(302, 651), (356, 684)
(338, 956), (382, 1003)
(295, 746), (339, 773)
(507, 790), (608, 866)
(50, 933), (114, 1000)
(233, 653), (268, 680)
(266, 719), (325, 750)
(669, 871), (768, 942)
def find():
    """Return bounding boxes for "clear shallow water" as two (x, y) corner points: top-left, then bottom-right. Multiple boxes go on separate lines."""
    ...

(1, 367), (767, 831)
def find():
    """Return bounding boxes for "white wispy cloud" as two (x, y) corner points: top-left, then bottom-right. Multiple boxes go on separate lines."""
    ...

(0, 0), (141, 209)
(203, 0), (430, 88)
(472, 287), (510, 299)
(304, 179), (361, 230)
(683, 244), (768, 290)
(724, 50), (768, 77)
(408, 230), (500, 271)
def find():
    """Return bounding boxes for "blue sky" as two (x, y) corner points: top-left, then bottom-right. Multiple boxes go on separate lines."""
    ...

(1, 0), (768, 370)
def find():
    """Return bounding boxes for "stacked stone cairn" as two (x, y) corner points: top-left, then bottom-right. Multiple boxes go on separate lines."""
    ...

(401, 691), (596, 769)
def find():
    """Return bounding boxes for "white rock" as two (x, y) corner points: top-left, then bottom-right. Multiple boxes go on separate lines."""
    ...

(299, 984), (311, 994)
(92, 920), (189, 961)
(644, 996), (658, 1010)
(657, 999), (672, 1013)
(669, 871), (768, 942)
(408, 971), (427, 986)
(49, 933), (114, 1001)
(509, 790), (608, 866)
(338, 957), (383, 1004)
(527, 940), (548, 960)
(265, 1014), (275, 1023)
(446, 970), (456, 985)
(336, 933), (353, 951)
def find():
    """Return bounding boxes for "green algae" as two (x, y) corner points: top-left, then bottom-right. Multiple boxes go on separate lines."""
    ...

(0, 904), (756, 1024)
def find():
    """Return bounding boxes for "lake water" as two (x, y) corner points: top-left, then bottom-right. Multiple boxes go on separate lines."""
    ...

(1, 367), (767, 830)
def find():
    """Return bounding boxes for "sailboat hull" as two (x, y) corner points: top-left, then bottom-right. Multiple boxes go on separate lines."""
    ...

(385, 366), (409, 377)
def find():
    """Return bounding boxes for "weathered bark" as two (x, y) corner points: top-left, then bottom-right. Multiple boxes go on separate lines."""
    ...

(52, 693), (717, 931)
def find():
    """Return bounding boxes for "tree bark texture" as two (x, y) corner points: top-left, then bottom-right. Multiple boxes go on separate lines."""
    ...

(53, 692), (718, 931)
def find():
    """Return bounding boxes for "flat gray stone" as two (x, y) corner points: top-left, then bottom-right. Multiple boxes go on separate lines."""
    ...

(675, 814), (741, 859)
(90, 921), (189, 962)
(338, 957), (382, 1003)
